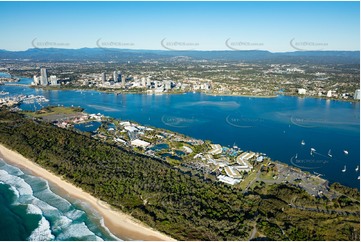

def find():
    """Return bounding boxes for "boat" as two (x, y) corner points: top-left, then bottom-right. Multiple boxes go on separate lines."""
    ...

(301, 140), (305, 145)
(328, 149), (332, 157)
(310, 148), (316, 155)
(313, 171), (323, 177)
(356, 166), (359, 172)
(343, 150), (349, 155)
(295, 153), (298, 159)
(342, 165), (346, 172)
(358, 176), (360, 180)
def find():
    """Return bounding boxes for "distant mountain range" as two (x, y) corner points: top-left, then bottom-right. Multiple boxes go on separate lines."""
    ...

(0, 48), (359, 64)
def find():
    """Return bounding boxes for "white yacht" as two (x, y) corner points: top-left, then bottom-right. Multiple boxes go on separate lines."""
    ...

(328, 149), (332, 158)
(342, 165), (346, 173)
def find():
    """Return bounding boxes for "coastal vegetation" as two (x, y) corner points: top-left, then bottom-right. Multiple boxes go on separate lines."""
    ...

(21, 106), (84, 118)
(0, 108), (359, 240)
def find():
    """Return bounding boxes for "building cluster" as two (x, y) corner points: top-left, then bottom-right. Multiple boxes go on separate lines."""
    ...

(298, 88), (360, 100)
(354, 89), (360, 100)
(75, 70), (212, 94)
(32, 68), (61, 86)
(191, 142), (264, 185)
(215, 149), (260, 185)
(264, 65), (305, 74)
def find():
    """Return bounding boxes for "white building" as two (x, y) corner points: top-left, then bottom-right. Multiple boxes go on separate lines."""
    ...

(164, 80), (172, 90)
(131, 139), (150, 148)
(224, 166), (242, 179)
(354, 89), (360, 100)
(33, 75), (40, 85)
(40, 68), (48, 86)
(119, 121), (131, 126)
(101, 73), (106, 83)
(326, 90), (332, 97)
(49, 75), (58, 86)
(124, 125), (138, 132)
(217, 175), (241, 185)
(209, 144), (222, 155)
(235, 152), (254, 172)
(114, 138), (127, 144)
(239, 152), (255, 161)
(298, 88), (306, 95)
(141, 77), (146, 87)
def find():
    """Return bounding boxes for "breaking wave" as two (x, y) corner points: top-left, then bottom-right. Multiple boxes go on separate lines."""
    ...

(0, 159), (120, 241)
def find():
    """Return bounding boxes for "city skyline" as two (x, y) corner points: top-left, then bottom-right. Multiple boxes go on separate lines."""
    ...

(0, 1), (359, 52)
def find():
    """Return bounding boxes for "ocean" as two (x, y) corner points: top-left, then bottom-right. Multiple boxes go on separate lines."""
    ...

(0, 159), (119, 241)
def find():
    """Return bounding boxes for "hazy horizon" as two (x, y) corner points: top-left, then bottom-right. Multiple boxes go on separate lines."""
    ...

(0, 47), (360, 53)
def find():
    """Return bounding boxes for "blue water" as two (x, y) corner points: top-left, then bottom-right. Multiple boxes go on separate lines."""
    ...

(0, 159), (119, 241)
(74, 121), (101, 133)
(150, 143), (170, 151)
(1, 74), (360, 240)
(161, 153), (182, 160)
(1, 76), (359, 189)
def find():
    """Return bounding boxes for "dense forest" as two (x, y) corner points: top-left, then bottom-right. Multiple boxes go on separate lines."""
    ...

(0, 108), (359, 240)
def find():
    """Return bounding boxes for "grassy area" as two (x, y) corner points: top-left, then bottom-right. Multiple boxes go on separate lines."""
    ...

(239, 170), (258, 190)
(259, 170), (276, 180)
(22, 106), (84, 118)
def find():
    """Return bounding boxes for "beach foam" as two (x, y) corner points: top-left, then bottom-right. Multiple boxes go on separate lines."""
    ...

(26, 204), (55, 241)
(0, 170), (33, 196)
(0, 163), (106, 241)
(57, 222), (103, 241)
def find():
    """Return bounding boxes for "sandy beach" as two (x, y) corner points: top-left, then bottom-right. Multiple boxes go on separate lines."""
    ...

(0, 143), (174, 241)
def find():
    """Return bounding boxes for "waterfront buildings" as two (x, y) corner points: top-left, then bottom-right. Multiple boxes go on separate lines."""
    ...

(111, 71), (122, 83)
(354, 89), (360, 100)
(33, 69), (59, 86)
(327, 90), (332, 97)
(40, 68), (48, 86)
(298, 88), (306, 95)
(49, 75), (58, 86)
(209, 144), (222, 155)
(101, 73), (106, 83)
(164, 80), (172, 90)
(33, 75), (40, 85)
(121, 75), (125, 87)
(236, 152), (254, 172)
(141, 77), (146, 87)
(113, 71), (118, 82)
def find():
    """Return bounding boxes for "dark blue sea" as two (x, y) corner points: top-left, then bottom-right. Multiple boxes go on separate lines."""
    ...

(0, 74), (360, 240)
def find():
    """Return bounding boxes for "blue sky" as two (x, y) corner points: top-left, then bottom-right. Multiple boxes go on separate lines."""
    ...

(0, 1), (359, 51)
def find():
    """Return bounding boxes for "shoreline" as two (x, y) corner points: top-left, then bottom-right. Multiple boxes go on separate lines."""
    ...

(0, 143), (174, 241)
(3, 73), (357, 103)
(29, 84), (359, 102)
